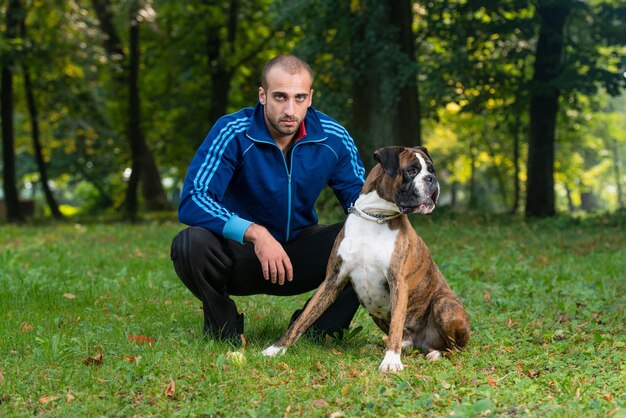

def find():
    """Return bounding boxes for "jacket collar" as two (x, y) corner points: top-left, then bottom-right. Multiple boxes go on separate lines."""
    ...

(246, 101), (327, 144)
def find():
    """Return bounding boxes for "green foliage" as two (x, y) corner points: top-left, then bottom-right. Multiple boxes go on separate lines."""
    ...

(0, 218), (624, 415)
(1, 0), (625, 217)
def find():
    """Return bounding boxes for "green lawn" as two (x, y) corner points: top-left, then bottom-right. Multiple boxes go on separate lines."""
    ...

(0, 215), (624, 417)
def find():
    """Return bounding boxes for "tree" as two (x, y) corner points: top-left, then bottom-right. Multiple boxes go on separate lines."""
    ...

(279, 0), (422, 164)
(525, 1), (571, 217)
(91, 0), (170, 220)
(1, 0), (23, 222)
(20, 10), (63, 219)
(526, 0), (626, 217)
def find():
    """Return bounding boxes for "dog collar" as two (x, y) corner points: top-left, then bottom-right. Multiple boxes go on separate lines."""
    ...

(348, 204), (403, 224)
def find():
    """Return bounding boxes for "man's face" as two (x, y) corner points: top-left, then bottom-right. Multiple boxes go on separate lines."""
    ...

(259, 67), (313, 141)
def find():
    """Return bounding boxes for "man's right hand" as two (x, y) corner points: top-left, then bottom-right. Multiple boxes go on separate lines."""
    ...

(244, 224), (293, 285)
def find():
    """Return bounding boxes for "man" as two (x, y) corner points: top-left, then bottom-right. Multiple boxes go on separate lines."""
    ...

(171, 55), (366, 342)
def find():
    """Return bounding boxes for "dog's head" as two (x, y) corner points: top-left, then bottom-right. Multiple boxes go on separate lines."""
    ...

(371, 146), (440, 215)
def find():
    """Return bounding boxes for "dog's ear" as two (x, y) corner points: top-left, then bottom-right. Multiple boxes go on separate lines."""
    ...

(416, 146), (432, 161)
(374, 146), (404, 178)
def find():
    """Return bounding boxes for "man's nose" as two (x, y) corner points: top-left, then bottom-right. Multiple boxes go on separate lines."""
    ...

(283, 99), (295, 115)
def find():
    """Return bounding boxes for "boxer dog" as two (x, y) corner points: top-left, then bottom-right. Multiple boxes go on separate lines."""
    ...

(263, 146), (470, 372)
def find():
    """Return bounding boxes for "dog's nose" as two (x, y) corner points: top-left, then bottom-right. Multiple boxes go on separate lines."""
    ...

(424, 175), (435, 183)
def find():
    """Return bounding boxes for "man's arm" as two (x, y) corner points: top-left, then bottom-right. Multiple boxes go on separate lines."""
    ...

(178, 116), (253, 243)
(244, 224), (293, 285)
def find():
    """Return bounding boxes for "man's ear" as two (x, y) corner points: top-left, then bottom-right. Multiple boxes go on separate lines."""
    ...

(259, 87), (266, 105)
(373, 146), (404, 178)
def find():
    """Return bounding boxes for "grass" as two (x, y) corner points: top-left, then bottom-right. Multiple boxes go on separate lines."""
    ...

(0, 214), (624, 417)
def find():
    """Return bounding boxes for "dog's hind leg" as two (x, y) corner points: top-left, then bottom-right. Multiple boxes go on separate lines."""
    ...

(262, 258), (350, 356)
(412, 294), (470, 360)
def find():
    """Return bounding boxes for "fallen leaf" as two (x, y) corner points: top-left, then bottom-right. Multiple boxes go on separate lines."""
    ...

(487, 376), (498, 388)
(483, 290), (491, 303)
(312, 399), (329, 408)
(330, 348), (343, 356)
(603, 393), (613, 402)
(0, 371), (4, 383)
(165, 378), (176, 397)
(82, 353), (104, 366)
(63, 293), (76, 299)
(329, 411), (345, 418)
(124, 355), (137, 363)
(20, 322), (32, 332)
(39, 395), (59, 404)
(127, 334), (155, 345)
(240, 334), (247, 348)
(283, 404), (291, 418)
(66, 392), (75, 403)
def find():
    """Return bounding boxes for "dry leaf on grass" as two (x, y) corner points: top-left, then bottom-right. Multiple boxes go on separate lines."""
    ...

(82, 353), (104, 366)
(483, 290), (491, 303)
(39, 395), (59, 404)
(20, 322), (32, 332)
(127, 334), (154, 345)
(312, 399), (329, 408)
(0, 371), (4, 383)
(66, 392), (75, 403)
(165, 378), (176, 397)
(63, 293), (76, 299)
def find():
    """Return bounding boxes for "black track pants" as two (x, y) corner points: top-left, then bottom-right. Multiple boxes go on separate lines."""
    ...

(170, 224), (360, 340)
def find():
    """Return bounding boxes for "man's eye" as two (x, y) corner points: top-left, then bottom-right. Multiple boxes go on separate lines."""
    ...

(295, 96), (307, 102)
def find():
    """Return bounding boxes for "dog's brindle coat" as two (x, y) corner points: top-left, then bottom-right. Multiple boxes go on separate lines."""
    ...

(263, 146), (470, 372)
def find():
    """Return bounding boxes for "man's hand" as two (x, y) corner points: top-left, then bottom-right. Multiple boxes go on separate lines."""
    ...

(244, 224), (293, 285)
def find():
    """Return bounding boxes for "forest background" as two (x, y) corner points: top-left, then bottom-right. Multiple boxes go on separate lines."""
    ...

(1, 0), (625, 222)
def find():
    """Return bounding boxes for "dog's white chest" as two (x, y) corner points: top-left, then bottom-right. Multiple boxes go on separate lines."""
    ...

(337, 215), (398, 319)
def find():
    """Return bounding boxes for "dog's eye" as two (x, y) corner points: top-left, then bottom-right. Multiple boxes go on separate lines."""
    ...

(406, 167), (418, 176)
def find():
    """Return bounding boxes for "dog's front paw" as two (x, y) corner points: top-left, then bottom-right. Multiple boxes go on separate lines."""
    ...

(379, 350), (404, 372)
(262, 345), (287, 357)
(426, 350), (442, 361)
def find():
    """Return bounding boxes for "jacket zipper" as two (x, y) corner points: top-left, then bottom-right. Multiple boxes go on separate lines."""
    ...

(246, 134), (327, 242)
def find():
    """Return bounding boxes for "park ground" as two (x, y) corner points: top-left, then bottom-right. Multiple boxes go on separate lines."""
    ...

(0, 213), (624, 416)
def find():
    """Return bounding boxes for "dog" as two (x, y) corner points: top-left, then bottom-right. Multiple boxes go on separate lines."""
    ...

(262, 146), (470, 372)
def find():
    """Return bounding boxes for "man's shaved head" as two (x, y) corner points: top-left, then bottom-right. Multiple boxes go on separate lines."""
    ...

(261, 55), (314, 90)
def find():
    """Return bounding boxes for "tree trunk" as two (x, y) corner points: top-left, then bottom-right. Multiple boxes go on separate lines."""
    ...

(510, 111), (521, 215)
(468, 138), (478, 210)
(525, 1), (571, 218)
(125, 2), (142, 221)
(205, 0), (238, 126)
(23, 68), (64, 219)
(609, 139), (624, 209)
(92, 0), (170, 218)
(483, 123), (508, 210)
(388, 0), (422, 147)
(1, 0), (23, 222)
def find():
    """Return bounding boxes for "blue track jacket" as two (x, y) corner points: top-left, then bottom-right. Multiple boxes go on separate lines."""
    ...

(178, 102), (366, 244)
